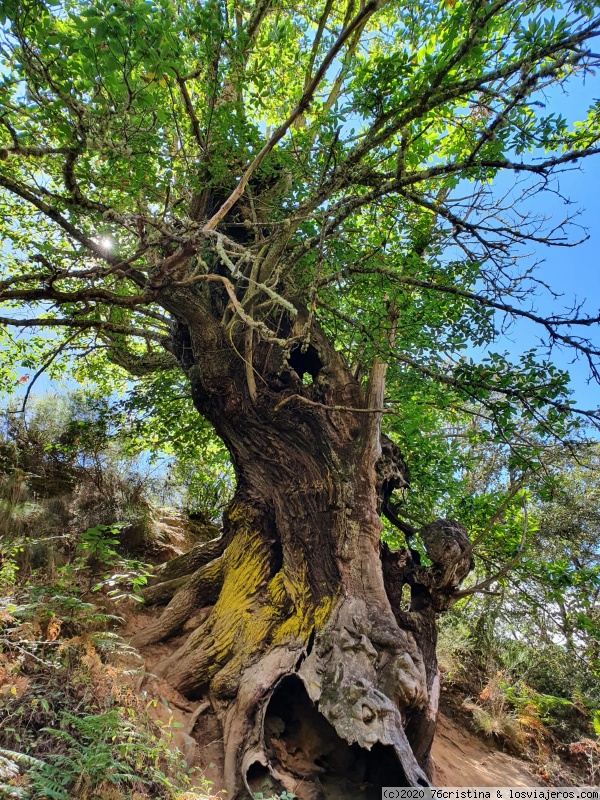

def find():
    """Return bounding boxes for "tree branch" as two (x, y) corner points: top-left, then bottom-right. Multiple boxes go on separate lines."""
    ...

(0, 315), (164, 339)
(18, 330), (83, 414)
(454, 496), (529, 599)
(0, 172), (116, 263)
(202, 0), (384, 231)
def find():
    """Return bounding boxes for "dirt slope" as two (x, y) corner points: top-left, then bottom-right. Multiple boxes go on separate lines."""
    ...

(433, 713), (539, 787)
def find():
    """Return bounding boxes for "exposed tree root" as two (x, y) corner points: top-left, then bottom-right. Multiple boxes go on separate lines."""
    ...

(149, 535), (225, 585)
(154, 523), (283, 692)
(140, 573), (192, 605)
(193, 594), (434, 798)
(132, 555), (225, 648)
(134, 504), (474, 796)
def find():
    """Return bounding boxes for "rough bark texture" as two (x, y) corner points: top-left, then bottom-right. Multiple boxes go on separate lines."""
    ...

(132, 295), (473, 798)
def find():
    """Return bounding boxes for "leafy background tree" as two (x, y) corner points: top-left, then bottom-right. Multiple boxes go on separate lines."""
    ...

(1, 0), (600, 794)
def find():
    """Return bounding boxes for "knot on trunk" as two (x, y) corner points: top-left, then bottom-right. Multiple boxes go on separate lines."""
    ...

(419, 518), (474, 591)
(381, 519), (474, 615)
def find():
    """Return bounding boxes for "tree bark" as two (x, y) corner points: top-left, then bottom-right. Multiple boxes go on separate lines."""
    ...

(132, 299), (473, 798)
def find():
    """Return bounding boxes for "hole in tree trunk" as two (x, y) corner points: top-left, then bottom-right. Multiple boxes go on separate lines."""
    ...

(288, 344), (323, 383)
(172, 322), (195, 368)
(263, 676), (407, 800)
(246, 760), (285, 798)
(271, 536), (284, 574)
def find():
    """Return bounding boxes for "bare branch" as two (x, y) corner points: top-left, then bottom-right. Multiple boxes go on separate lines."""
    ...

(0, 144), (73, 157)
(338, 264), (600, 362)
(176, 75), (204, 149)
(0, 315), (164, 339)
(19, 330), (83, 414)
(0, 285), (153, 307)
(303, 0), (337, 94)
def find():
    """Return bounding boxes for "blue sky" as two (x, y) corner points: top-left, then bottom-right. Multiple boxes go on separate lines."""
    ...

(485, 76), (600, 411)
(507, 159), (599, 410)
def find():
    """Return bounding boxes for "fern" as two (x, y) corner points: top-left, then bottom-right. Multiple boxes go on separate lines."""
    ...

(0, 747), (45, 771)
(90, 631), (141, 658)
(27, 761), (72, 800)
(27, 710), (188, 798)
(0, 748), (46, 800)
(12, 594), (122, 633)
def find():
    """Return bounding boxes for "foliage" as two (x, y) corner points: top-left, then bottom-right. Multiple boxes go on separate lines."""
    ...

(0, 541), (22, 592)
(77, 523), (122, 565)
(0, 0), (599, 458)
(75, 522), (153, 601)
(92, 559), (154, 603)
(462, 681), (523, 750)
(118, 373), (234, 519)
(0, 575), (211, 799)
(429, 417), (600, 708)
(566, 738), (600, 785)
(27, 710), (186, 800)
(461, 667), (600, 767)
(427, 426), (600, 776)
(0, 395), (226, 798)
(0, 392), (216, 572)
(436, 614), (472, 679)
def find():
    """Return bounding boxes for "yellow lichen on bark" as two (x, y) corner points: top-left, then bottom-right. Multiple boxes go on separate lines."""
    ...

(192, 503), (339, 697)
(271, 563), (337, 644)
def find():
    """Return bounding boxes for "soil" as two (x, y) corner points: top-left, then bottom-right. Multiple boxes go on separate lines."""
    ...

(432, 713), (539, 787)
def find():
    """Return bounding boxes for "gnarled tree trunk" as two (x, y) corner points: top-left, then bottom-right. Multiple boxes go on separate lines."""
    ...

(132, 297), (473, 799)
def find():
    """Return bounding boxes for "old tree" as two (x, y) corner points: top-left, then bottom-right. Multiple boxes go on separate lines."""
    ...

(2, 0), (600, 794)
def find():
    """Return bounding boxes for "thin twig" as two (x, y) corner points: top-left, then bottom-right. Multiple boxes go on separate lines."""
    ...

(19, 330), (82, 414)
(274, 392), (396, 415)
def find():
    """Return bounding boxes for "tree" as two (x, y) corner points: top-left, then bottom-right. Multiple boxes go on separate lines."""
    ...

(434, 430), (600, 748)
(1, 0), (600, 794)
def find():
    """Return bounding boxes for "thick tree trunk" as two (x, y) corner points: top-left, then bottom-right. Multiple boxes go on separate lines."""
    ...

(132, 299), (473, 798)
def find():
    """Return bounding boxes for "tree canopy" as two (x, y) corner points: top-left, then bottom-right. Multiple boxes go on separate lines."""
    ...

(0, 0), (599, 449)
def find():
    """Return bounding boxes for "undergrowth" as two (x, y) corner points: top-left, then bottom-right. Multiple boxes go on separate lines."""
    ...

(2, 391), (599, 793)
(0, 569), (220, 799)
(438, 612), (600, 785)
(0, 395), (220, 799)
